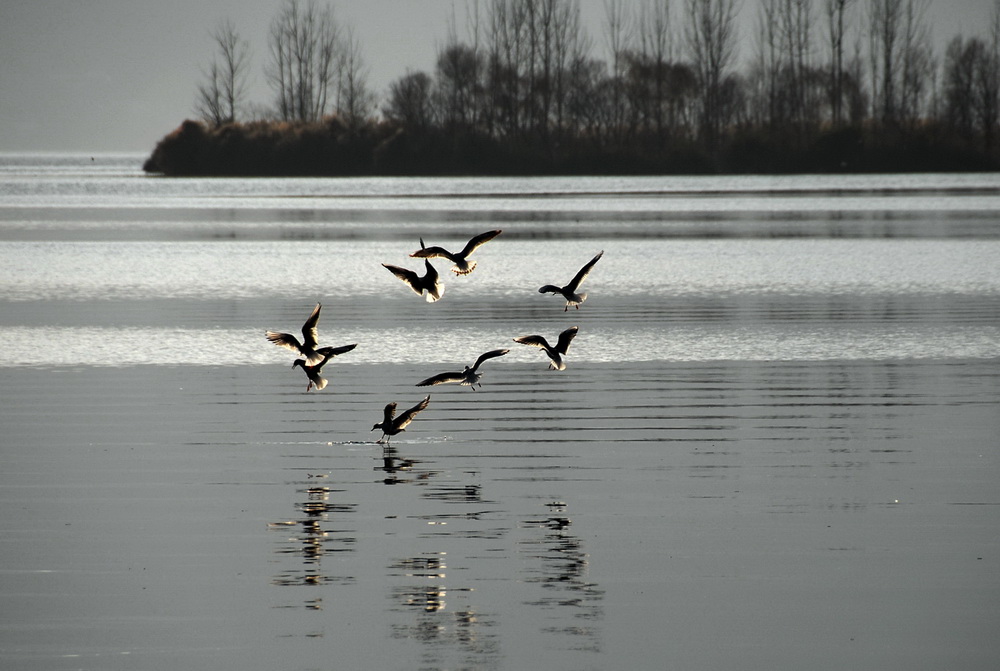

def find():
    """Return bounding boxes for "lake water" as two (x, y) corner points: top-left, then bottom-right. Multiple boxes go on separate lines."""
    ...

(1, 154), (998, 670)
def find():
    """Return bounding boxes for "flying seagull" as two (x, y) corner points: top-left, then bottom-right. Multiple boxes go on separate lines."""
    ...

(538, 250), (604, 311)
(514, 326), (579, 371)
(382, 259), (445, 302)
(372, 395), (431, 444)
(410, 229), (502, 275)
(266, 302), (330, 365)
(292, 343), (357, 391)
(416, 348), (510, 390)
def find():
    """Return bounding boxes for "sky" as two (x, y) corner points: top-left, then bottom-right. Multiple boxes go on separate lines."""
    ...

(1, 0), (996, 154)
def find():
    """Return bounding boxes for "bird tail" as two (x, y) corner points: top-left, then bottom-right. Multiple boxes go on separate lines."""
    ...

(313, 375), (328, 391)
(453, 261), (476, 276)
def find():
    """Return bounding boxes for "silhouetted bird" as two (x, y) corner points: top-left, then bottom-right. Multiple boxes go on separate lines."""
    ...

(538, 250), (604, 311)
(292, 343), (357, 391)
(514, 326), (579, 371)
(410, 229), (502, 275)
(382, 259), (444, 302)
(416, 348), (510, 390)
(372, 395), (431, 444)
(266, 303), (330, 365)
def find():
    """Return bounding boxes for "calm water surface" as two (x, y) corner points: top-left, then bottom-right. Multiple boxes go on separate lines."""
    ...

(1, 154), (998, 670)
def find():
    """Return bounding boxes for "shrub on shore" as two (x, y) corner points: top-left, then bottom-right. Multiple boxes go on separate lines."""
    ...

(143, 118), (998, 177)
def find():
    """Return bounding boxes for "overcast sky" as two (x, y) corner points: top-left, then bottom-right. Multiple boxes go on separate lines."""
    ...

(1, 0), (995, 154)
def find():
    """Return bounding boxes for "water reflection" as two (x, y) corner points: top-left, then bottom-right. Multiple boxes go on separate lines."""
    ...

(389, 596), (500, 668)
(269, 476), (357, 592)
(519, 502), (604, 653)
(375, 445), (436, 485)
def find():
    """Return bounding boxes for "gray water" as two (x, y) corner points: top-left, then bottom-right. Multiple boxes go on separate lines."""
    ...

(1, 154), (998, 670)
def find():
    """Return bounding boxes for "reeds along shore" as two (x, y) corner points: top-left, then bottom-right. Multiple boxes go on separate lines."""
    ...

(142, 117), (999, 178)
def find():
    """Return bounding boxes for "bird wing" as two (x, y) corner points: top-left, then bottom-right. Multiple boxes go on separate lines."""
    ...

(514, 335), (551, 351)
(416, 372), (463, 387)
(424, 260), (445, 302)
(556, 326), (579, 354)
(317, 343), (357, 358)
(301, 303), (322, 349)
(382, 402), (398, 425)
(423, 259), (440, 282)
(471, 348), (510, 371)
(309, 351), (334, 371)
(383, 263), (422, 292)
(458, 229), (502, 258)
(266, 330), (303, 353)
(566, 251), (604, 291)
(395, 395), (430, 429)
(410, 245), (457, 263)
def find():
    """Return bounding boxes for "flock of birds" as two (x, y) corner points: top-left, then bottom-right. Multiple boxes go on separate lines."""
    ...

(265, 230), (604, 444)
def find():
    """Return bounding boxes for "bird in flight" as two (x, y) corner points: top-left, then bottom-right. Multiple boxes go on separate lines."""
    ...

(416, 348), (510, 390)
(514, 326), (579, 371)
(266, 303), (331, 365)
(292, 343), (357, 391)
(372, 395), (431, 444)
(382, 259), (445, 302)
(538, 250), (604, 311)
(410, 229), (502, 275)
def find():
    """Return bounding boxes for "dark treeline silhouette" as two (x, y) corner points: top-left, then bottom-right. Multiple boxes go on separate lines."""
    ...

(143, 0), (1000, 176)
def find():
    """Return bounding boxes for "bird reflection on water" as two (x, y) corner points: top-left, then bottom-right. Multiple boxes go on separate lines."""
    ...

(519, 501), (604, 652)
(375, 445), (435, 486)
(268, 477), (358, 591)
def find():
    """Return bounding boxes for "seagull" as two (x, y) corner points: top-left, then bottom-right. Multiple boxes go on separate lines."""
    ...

(410, 229), (502, 275)
(538, 250), (604, 311)
(265, 303), (330, 365)
(372, 395), (431, 444)
(292, 343), (357, 391)
(382, 259), (445, 302)
(416, 348), (510, 390)
(514, 326), (579, 371)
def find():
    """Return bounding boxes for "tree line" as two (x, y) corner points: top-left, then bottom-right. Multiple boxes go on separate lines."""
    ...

(145, 0), (1000, 175)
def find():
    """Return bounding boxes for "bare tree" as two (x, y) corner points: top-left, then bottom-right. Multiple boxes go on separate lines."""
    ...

(685, 0), (740, 148)
(484, 0), (530, 137)
(603, 0), (633, 141)
(867, 0), (903, 126)
(944, 36), (978, 137)
(633, 0), (675, 141)
(867, 0), (934, 130)
(897, 0), (932, 129)
(750, 0), (781, 128)
(779, 0), (816, 131)
(435, 13), (482, 131)
(546, 1), (589, 136)
(384, 71), (436, 129)
(195, 19), (251, 126)
(564, 56), (608, 140)
(825, 0), (854, 125)
(945, 18), (1000, 150)
(337, 27), (376, 126)
(982, 1), (1000, 150)
(266, 0), (342, 122)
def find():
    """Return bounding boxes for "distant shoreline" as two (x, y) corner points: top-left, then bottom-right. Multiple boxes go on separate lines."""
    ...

(142, 118), (998, 178)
